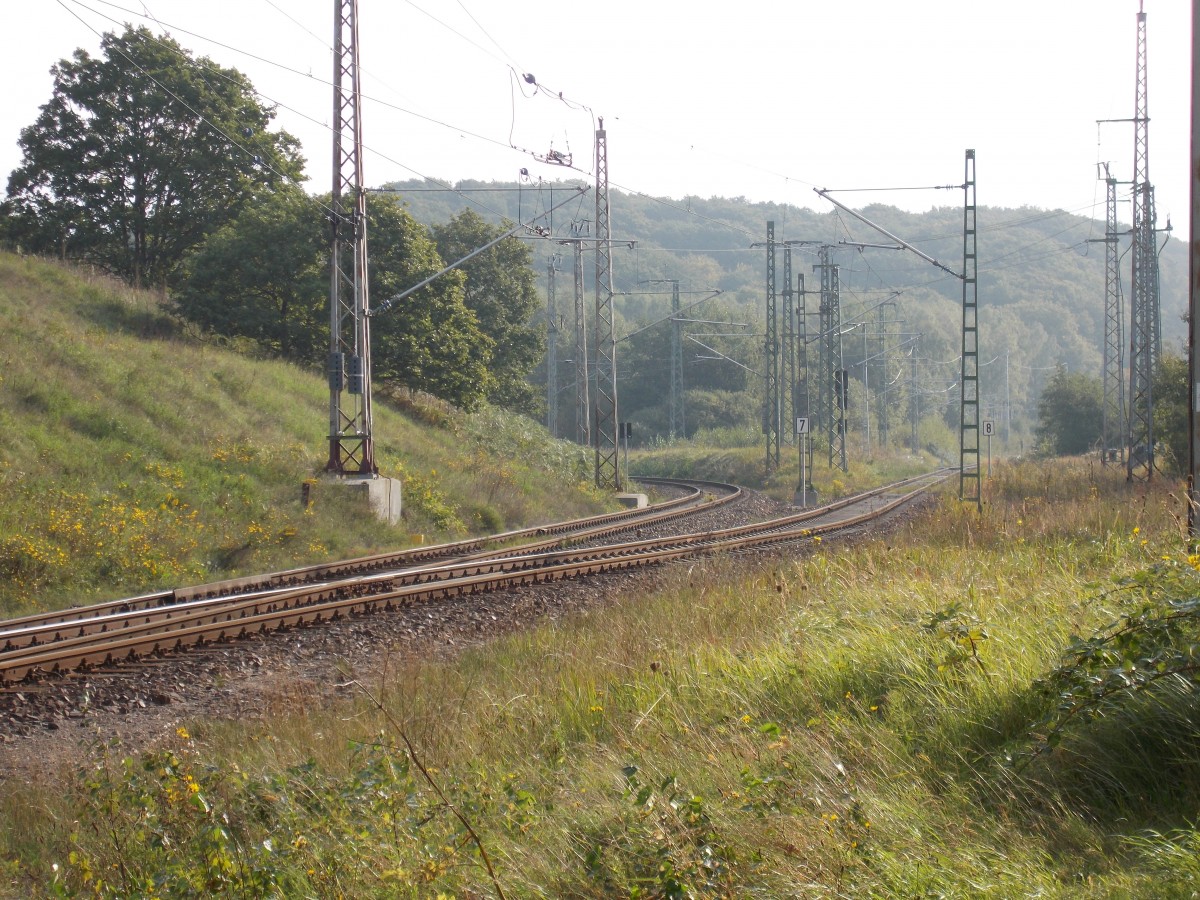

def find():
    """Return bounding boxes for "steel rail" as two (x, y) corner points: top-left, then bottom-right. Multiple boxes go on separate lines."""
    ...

(174, 478), (722, 598)
(0, 480), (742, 654)
(0, 473), (945, 686)
(0, 473), (909, 658)
(0, 478), (731, 637)
(0, 474), (930, 659)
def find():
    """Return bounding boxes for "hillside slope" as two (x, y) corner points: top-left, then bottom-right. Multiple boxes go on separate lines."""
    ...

(391, 178), (1188, 444)
(0, 253), (607, 614)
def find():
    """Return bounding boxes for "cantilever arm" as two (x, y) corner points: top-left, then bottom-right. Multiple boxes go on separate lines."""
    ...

(370, 186), (590, 317)
(814, 188), (960, 279)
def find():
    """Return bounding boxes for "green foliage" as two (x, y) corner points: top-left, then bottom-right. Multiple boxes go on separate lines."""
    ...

(4, 27), (303, 287)
(368, 197), (491, 409)
(580, 765), (735, 896)
(1153, 352), (1189, 474)
(0, 252), (610, 612)
(615, 295), (755, 441)
(174, 192), (492, 409)
(56, 737), (295, 897)
(7, 403), (1200, 897)
(1034, 364), (1102, 456)
(47, 732), (511, 897)
(393, 179), (1190, 448)
(922, 603), (989, 675)
(174, 187), (326, 359)
(678, 390), (758, 436)
(433, 209), (543, 414)
(1124, 828), (1200, 896)
(1032, 557), (1200, 753)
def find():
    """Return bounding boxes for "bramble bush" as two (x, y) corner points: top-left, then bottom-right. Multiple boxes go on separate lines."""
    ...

(1032, 552), (1200, 752)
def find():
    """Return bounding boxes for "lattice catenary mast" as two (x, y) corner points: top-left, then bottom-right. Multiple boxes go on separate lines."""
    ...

(782, 248), (797, 446)
(1097, 163), (1126, 464)
(1127, 1), (1157, 481)
(815, 149), (980, 507)
(592, 119), (619, 489)
(816, 245), (847, 472)
(553, 232), (591, 446)
(669, 279), (684, 440)
(763, 222), (780, 470)
(545, 257), (559, 438)
(874, 299), (897, 450)
(326, 0), (375, 476)
(796, 273), (811, 429)
(572, 239), (589, 446)
(753, 226), (814, 469)
(959, 150), (980, 506)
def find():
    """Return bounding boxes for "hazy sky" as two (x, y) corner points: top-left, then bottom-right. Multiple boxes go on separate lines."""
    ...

(5, 1), (1192, 233)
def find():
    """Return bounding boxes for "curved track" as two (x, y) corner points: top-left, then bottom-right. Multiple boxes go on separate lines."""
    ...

(0, 472), (946, 686)
(0, 478), (737, 629)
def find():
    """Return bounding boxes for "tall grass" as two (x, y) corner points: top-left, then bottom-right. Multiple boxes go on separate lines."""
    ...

(0, 253), (610, 614)
(3, 458), (1197, 896)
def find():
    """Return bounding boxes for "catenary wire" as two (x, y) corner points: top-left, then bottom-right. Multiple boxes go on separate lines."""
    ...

(60, 0), (533, 227)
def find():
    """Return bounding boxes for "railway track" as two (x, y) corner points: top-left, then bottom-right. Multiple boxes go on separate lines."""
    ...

(0, 472), (947, 688)
(0, 477), (734, 630)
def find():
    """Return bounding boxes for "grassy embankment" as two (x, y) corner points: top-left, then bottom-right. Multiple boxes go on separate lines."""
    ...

(0, 253), (609, 616)
(3, 458), (1199, 897)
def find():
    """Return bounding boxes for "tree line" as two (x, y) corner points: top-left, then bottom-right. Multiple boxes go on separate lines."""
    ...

(1, 27), (542, 414)
(1034, 358), (1187, 472)
(5, 25), (1188, 465)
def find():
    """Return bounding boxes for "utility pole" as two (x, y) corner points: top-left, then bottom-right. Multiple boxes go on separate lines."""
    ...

(669, 279), (684, 440)
(816, 245), (847, 472)
(1128, 1), (1158, 481)
(1190, 0), (1200, 540)
(875, 299), (897, 450)
(1096, 163), (1126, 465)
(796, 273), (811, 430)
(960, 149), (981, 508)
(326, 0), (375, 476)
(861, 323), (871, 454)
(909, 343), (920, 454)
(546, 256), (559, 438)
(573, 239), (589, 446)
(1005, 351), (1011, 445)
(753, 234), (822, 468)
(593, 118), (619, 489)
(763, 222), (780, 470)
(782, 248), (797, 447)
(816, 241), (902, 472)
(1151, 193), (1172, 372)
(636, 278), (691, 440)
(553, 234), (591, 446)
(816, 154), (979, 507)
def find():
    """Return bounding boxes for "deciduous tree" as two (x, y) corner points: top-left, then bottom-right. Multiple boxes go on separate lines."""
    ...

(433, 210), (542, 414)
(369, 198), (491, 409)
(176, 192), (491, 409)
(5, 26), (303, 287)
(175, 187), (325, 358)
(1152, 352), (1188, 473)
(1034, 366), (1102, 456)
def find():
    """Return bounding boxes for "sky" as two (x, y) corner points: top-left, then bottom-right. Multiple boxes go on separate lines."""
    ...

(4, 0), (1193, 235)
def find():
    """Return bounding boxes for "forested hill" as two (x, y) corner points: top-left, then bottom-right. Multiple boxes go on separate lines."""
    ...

(386, 177), (1187, 446)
